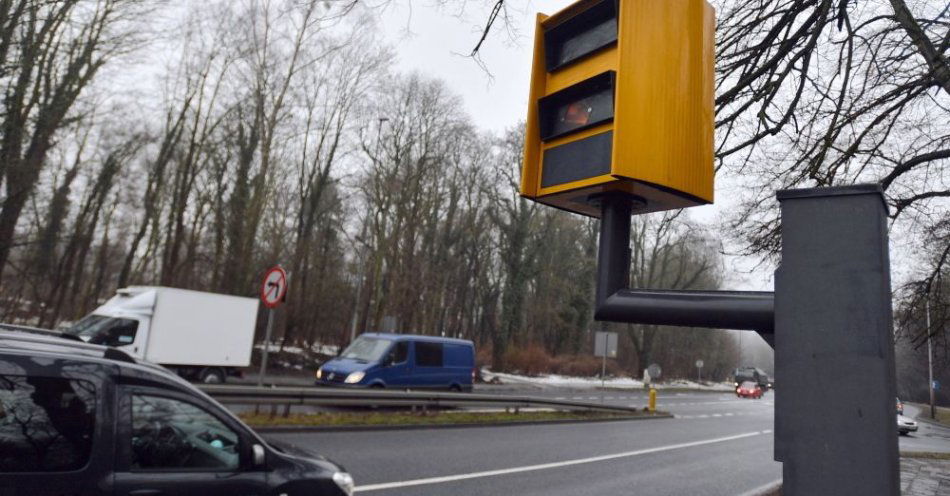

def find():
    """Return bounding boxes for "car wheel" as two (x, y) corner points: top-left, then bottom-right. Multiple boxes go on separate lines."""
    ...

(200, 367), (226, 384)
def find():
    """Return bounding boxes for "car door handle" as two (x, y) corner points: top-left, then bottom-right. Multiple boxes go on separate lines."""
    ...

(130, 490), (164, 496)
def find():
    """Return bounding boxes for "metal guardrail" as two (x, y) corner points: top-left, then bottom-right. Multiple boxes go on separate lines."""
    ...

(199, 385), (644, 414)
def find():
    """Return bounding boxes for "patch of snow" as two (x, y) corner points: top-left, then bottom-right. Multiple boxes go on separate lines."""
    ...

(658, 379), (734, 392)
(253, 342), (339, 356)
(482, 369), (733, 391)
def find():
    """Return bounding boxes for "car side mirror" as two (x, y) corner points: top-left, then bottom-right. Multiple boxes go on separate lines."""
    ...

(252, 444), (265, 468)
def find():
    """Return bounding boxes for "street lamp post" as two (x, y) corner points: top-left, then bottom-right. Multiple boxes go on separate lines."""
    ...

(928, 296), (935, 419)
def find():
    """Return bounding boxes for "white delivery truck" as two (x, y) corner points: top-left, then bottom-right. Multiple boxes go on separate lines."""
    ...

(65, 286), (259, 383)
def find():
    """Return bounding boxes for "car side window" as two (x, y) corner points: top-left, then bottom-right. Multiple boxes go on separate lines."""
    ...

(0, 375), (96, 472)
(415, 342), (443, 367)
(392, 341), (409, 364)
(130, 394), (239, 471)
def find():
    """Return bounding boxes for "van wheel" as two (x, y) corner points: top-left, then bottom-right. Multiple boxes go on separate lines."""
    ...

(370, 383), (384, 389)
(200, 367), (225, 384)
(449, 384), (462, 393)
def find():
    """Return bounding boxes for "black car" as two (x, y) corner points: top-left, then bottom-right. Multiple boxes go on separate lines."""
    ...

(0, 329), (354, 496)
(733, 366), (770, 392)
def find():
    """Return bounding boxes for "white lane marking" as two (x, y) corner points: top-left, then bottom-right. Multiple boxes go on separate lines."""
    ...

(354, 431), (768, 492)
(735, 478), (783, 496)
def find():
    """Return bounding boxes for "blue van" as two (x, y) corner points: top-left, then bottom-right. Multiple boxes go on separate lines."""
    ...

(315, 333), (475, 391)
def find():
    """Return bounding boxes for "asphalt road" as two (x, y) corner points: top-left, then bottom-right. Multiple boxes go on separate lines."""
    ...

(900, 403), (950, 454)
(266, 390), (782, 496)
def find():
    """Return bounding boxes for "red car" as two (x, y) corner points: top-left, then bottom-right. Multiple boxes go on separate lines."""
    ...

(736, 380), (763, 399)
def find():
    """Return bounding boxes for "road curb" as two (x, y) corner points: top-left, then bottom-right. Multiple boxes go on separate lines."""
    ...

(735, 479), (782, 496)
(251, 412), (673, 433)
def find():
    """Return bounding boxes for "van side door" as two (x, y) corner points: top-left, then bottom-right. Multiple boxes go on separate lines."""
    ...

(112, 386), (268, 496)
(380, 340), (412, 387)
(413, 341), (445, 388)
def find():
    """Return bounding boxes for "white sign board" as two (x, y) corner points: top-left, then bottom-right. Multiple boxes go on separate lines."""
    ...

(696, 359), (704, 368)
(594, 331), (618, 358)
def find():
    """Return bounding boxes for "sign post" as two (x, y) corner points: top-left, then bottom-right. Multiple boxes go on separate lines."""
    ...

(258, 265), (288, 387)
(594, 330), (618, 397)
(695, 359), (704, 383)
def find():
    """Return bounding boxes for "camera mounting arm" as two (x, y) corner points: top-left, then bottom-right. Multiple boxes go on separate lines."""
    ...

(592, 193), (775, 343)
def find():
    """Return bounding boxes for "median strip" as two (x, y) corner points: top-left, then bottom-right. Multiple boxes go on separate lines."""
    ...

(355, 430), (771, 492)
(242, 409), (667, 431)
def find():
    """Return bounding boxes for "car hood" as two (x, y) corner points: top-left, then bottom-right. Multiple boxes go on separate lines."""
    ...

(320, 357), (372, 375)
(897, 415), (917, 424)
(267, 438), (328, 461)
(265, 438), (347, 472)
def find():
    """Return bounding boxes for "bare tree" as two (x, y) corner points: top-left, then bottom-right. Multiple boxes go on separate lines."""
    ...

(0, 0), (142, 275)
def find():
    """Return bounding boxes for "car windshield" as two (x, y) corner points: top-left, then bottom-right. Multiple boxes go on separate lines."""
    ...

(66, 314), (139, 347)
(339, 337), (392, 362)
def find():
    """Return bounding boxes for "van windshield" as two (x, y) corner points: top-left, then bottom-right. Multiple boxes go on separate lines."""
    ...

(66, 314), (139, 347)
(340, 337), (392, 362)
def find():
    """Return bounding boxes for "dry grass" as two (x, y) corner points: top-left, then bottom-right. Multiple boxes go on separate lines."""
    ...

(908, 402), (950, 426)
(239, 410), (656, 428)
(502, 343), (625, 377)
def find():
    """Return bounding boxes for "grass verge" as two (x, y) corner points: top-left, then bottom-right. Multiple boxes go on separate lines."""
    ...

(240, 409), (664, 428)
(901, 451), (950, 460)
(908, 402), (950, 426)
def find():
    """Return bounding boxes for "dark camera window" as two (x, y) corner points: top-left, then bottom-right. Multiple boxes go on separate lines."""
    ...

(392, 341), (409, 364)
(0, 375), (96, 472)
(544, 0), (618, 71)
(538, 71), (615, 141)
(131, 395), (239, 471)
(415, 342), (443, 367)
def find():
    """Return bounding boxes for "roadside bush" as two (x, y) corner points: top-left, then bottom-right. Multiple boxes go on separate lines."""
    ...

(551, 355), (624, 377)
(503, 344), (555, 376)
(501, 344), (627, 378)
(475, 344), (493, 369)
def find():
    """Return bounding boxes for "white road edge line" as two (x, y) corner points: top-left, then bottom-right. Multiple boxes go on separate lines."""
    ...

(354, 431), (768, 493)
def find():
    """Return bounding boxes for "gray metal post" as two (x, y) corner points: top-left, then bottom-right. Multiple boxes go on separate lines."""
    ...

(257, 309), (275, 387)
(349, 263), (364, 343)
(928, 297), (935, 419)
(774, 184), (898, 495)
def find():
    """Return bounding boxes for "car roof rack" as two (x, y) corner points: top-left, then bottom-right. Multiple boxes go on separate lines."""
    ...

(0, 327), (138, 365)
(0, 322), (83, 341)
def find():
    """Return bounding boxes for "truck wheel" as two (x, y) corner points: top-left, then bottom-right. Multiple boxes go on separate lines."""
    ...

(200, 367), (226, 384)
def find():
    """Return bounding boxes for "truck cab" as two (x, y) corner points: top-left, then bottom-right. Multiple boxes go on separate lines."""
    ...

(68, 288), (154, 357)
